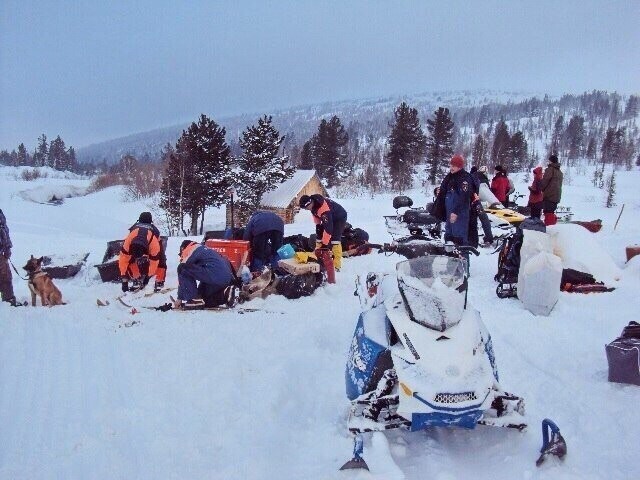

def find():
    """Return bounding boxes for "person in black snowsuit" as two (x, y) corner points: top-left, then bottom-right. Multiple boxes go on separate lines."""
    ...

(243, 211), (285, 272)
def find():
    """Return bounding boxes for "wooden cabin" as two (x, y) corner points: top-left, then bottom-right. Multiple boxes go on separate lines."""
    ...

(226, 170), (328, 227)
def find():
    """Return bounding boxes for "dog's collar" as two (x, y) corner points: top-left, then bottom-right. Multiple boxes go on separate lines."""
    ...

(28, 271), (47, 281)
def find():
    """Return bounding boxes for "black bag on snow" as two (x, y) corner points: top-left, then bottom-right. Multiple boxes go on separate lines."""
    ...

(393, 195), (413, 210)
(561, 268), (596, 287)
(606, 321), (640, 386)
(282, 234), (315, 252)
(275, 272), (323, 299)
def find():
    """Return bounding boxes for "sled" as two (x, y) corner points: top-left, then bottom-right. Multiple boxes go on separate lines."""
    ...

(41, 252), (89, 279)
(566, 219), (602, 233)
(95, 237), (168, 283)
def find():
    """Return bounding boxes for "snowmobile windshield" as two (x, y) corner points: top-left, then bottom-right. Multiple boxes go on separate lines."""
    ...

(479, 184), (504, 209)
(396, 256), (467, 332)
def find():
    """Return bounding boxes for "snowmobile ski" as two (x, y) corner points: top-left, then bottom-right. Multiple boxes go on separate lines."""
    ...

(340, 435), (369, 471)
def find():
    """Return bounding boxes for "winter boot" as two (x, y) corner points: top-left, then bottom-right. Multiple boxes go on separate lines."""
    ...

(331, 242), (343, 270)
(224, 285), (237, 308)
(544, 212), (557, 226)
(154, 280), (165, 293)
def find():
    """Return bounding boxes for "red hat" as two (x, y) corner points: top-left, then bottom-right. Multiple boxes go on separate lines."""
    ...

(450, 154), (465, 169)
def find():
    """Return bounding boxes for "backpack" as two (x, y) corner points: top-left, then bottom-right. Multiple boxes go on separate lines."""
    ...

(275, 272), (323, 299)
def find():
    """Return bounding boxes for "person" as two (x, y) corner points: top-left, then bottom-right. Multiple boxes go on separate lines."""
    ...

(243, 211), (284, 272)
(298, 194), (348, 271)
(433, 155), (475, 245)
(118, 212), (167, 293)
(0, 209), (18, 306)
(176, 240), (236, 309)
(527, 166), (544, 219)
(490, 165), (510, 205)
(539, 154), (564, 226)
(470, 166), (494, 246)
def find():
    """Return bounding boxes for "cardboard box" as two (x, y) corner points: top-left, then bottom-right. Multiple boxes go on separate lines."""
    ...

(278, 258), (320, 275)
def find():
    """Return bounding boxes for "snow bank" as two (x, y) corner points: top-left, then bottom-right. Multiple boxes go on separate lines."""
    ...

(18, 184), (89, 204)
(548, 223), (622, 284)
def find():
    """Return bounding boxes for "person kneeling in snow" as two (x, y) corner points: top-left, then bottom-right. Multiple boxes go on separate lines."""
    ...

(176, 240), (237, 309)
(118, 212), (167, 293)
(243, 211), (284, 272)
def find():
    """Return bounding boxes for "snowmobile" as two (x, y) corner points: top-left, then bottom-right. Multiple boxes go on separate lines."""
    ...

(479, 184), (527, 228)
(384, 195), (442, 241)
(341, 241), (566, 470)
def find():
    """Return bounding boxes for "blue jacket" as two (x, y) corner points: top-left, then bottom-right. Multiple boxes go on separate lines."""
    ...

(444, 170), (473, 241)
(0, 209), (11, 257)
(243, 211), (284, 241)
(179, 243), (234, 289)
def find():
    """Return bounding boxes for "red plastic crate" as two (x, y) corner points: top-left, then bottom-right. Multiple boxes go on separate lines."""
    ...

(205, 239), (251, 270)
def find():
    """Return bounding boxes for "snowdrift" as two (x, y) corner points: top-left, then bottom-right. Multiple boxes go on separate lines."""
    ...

(18, 184), (89, 204)
(548, 223), (622, 284)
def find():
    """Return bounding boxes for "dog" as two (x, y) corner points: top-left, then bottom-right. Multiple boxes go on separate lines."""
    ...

(23, 255), (65, 306)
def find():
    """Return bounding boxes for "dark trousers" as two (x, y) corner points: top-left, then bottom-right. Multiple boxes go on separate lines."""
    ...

(178, 264), (229, 302)
(474, 201), (493, 242)
(530, 202), (543, 219)
(316, 219), (348, 245)
(0, 254), (15, 302)
(251, 230), (284, 271)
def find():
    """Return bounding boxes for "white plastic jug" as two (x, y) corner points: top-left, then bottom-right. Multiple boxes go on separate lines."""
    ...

(519, 251), (563, 316)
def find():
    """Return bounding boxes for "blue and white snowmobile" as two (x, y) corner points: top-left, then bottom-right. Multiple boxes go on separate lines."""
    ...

(341, 242), (566, 470)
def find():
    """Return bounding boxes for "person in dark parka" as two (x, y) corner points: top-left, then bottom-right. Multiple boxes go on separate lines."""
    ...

(539, 154), (564, 226)
(243, 211), (284, 271)
(177, 240), (236, 309)
(299, 194), (348, 270)
(0, 209), (17, 306)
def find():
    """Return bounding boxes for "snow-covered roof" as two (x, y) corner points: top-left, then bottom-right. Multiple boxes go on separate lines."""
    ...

(260, 170), (318, 209)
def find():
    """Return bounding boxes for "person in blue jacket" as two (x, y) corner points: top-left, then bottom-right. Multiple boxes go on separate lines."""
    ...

(243, 211), (284, 271)
(176, 240), (237, 309)
(442, 155), (473, 245)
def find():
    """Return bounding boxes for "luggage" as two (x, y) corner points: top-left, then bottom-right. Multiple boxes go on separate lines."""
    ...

(606, 322), (640, 386)
(275, 272), (323, 299)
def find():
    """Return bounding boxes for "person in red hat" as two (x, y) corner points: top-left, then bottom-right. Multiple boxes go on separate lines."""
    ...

(431, 155), (476, 254)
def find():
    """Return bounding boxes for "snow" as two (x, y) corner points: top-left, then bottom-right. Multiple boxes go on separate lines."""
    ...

(260, 169), (317, 208)
(1, 164), (640, 479)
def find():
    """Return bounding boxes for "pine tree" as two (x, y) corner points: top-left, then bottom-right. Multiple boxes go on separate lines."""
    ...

(605, 169), (616, 207)
(565, 116), (585, 161)
(313, 116), (349, 187)
(601, 128), (616, 164)
(66, 147), (77, 172)
(386, 102), (427, 190)
(17, 143), (29, 166)
(425, 107), (454, 184)
(177, 114), (233, 235)
(624, 95), (639, 120)
(159, 143), (188, 235)
(235, 115), (294, 221)
(550, 115), (564, 156)
(471, 133), (488, 168)
(33, 134), (48, 167)
(510, 131), (528, 171)
(586, 137), (597, 160)
(299, 139), (314, 169)
(48, 136), (67, 170)
(491, 119), (511, 168)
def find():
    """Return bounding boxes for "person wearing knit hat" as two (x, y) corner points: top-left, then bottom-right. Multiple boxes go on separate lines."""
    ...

(118, 212), (167, 293)
(540, 154), (564, 226)
(431, 155), (476, 269)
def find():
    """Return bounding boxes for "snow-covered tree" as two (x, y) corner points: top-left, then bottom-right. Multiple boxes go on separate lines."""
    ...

(33, 134), (48, 167)
(605, 169), (616, 207)
(386, 102), (427, 190)
(491, 119), (511, 169)
(235, 115), (294, 221)
(471, 133), (488, 168)
(312, 116), (350, 187)
(425, 106), (453, 184)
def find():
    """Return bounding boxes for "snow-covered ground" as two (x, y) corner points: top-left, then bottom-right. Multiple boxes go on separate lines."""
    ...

(0, 164), (639, 480)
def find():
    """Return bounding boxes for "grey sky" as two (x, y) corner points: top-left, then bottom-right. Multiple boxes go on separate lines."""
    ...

(1, 0), (638, 150)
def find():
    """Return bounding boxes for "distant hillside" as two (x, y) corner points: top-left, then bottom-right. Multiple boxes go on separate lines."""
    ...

(76, 89), (540, 164)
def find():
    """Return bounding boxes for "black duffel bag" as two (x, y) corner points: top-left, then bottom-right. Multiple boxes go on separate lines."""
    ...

(606, 321), (640, 386)
(276, 272), (323, 299)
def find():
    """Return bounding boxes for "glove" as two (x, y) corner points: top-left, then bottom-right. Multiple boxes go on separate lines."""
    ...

(121, 279), (129, 292)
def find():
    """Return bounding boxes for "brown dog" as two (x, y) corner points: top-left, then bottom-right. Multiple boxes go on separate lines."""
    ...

(23, 255), (65, 306)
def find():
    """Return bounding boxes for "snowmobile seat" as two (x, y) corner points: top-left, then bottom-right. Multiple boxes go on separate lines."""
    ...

(393, 195), (413, 210)
(403, 209), (439, 226)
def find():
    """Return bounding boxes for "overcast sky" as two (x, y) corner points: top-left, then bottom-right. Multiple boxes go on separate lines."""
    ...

(1, 0), (638, 150)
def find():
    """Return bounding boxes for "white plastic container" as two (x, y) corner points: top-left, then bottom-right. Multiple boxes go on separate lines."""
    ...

(519, 251), (563, 316)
